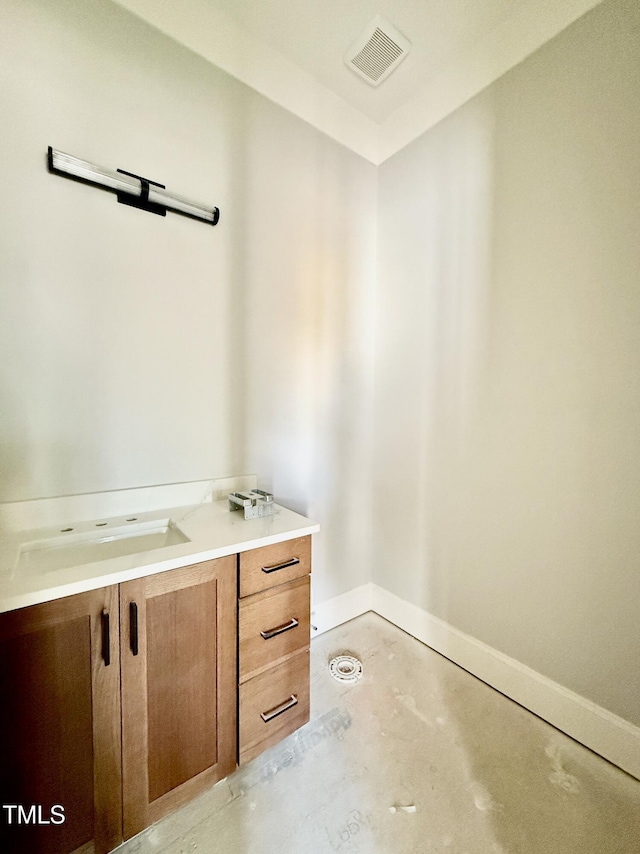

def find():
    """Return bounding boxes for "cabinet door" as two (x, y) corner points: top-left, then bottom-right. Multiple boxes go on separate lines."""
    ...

(120, 557), (237, 839)
(0, 586), (122, 854)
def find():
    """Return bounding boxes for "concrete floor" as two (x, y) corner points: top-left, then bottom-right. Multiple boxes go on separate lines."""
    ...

(115, 613), (640, 854)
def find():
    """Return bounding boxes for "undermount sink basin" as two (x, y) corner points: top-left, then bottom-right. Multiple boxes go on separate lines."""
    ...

(16, 519), (190, 576)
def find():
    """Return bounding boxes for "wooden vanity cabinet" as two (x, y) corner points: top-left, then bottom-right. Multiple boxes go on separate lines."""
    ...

(0, 555), (236, 853)
(238, 536), (312, 764)
(119, 555), (237, 840)
(0, 537), (311, 852)
(0, 586), (122, 854)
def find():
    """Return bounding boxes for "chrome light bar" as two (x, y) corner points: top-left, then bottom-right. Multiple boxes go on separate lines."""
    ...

(47, 147), (219, 225)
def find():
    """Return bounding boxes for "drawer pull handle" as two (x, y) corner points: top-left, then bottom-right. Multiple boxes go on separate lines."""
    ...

(261, 694), (298, 723)
(101, 609), (110, 666)
(261, 557), (300, 574)
(260, 618), (299, 640)
(130, 602), (139, 656)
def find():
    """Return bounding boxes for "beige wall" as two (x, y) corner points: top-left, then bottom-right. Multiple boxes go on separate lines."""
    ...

(0, 0), (377, 603)
(373, 0), (640, 725)
(2, 0), (639, 729)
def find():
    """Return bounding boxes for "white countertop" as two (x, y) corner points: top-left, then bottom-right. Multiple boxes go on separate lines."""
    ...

(0, 483), (319, 614)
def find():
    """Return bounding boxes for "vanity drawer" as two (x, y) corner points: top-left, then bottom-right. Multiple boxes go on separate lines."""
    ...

(239, 536), (311, 598)
(239, 576), (310, 682)
(239, 648), (310, 764)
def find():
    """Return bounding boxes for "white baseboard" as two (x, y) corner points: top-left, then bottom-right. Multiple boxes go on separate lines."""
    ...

(370, 584), (640, 781)
(310, 583), (372, 637)
(309, 582), (640, 780)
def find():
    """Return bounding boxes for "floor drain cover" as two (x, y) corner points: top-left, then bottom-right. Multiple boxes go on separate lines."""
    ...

(329, 655), (363, 683)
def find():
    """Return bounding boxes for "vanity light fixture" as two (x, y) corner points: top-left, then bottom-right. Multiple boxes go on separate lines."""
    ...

(47, 147), (220, 225)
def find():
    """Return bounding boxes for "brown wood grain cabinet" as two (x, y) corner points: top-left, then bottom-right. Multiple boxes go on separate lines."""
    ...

(119, 556), (237, 841)
(238, 535), (311, 597)
(238, 537), (312, 765)
(239, 575), (311, 681)
(0, 586), (122, 854)
(239, 647), (310, 764)
(0, 537), (312, 853)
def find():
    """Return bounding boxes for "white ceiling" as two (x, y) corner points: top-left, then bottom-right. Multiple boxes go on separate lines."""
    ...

(207, 0), (521, 124)
(113, 0), (604, 163)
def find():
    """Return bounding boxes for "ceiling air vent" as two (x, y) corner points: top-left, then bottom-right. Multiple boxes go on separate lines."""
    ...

(345, 15), (411, 87)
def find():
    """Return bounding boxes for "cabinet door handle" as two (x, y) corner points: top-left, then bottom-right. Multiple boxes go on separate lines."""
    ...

(261, 557), (300, 574)
(260, 694), (298, 723)
(260, 618), (299, 640)
(130, 602), (139, 656)
(101, 609), (110, 666)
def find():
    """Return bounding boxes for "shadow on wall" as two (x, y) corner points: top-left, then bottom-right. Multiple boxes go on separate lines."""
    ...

(231, 102), (377, 604)
(419, 99), (496, 623)
(372, 0), (640, 726)
(372, 90), (497, 619)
